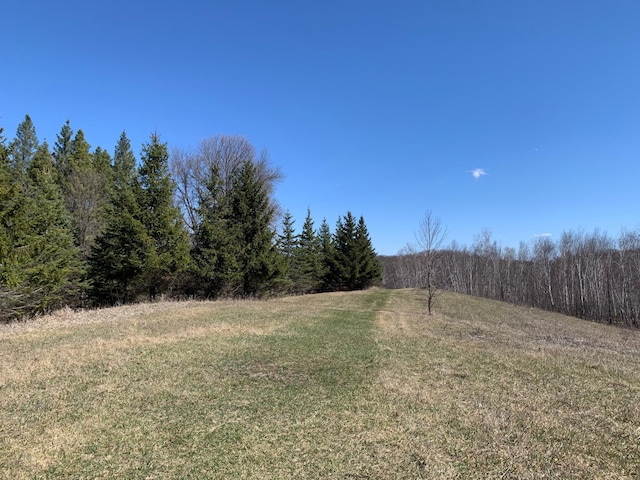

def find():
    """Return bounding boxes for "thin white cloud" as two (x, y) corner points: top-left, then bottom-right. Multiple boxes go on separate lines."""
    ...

(469, 168), (487, 180)
(534, 233), (552, 237)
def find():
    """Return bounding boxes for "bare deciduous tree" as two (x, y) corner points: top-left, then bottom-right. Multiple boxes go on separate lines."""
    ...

(170, 135), (284, 234)
(415, 211), (448, 315)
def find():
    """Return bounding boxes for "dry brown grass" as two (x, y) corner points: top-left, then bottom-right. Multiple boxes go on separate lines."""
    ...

(374, 290), (640, 479)
(1, 289), (639, 479)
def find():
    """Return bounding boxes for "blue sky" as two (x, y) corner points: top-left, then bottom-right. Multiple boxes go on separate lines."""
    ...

(2, 1), (639, 255)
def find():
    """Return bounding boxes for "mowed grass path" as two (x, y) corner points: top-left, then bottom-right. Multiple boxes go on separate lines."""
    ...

(1, 289), (639, 478)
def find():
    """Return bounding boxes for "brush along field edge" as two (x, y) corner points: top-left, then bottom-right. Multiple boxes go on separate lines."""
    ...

(1, 290), (640, 479)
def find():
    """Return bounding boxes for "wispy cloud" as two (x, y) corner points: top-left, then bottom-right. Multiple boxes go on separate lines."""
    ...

(469, 168), (487, 180)
(534, 233), (552, 237)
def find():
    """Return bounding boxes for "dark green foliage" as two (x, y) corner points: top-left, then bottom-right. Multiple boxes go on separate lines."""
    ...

(228, 161), (282, 296)
(9, 114), (38, 180)
(112, 131), (136, 189)
(89, 209), (152, 305)
(318, 218), (335, 290)
(327, 212), (382, 291)
(89, 132), (151, 305)
(53, 120), (73, 179)
(61, 129), (111, 257)
(0, 143), (83, 319)
(354, 215), (383, 288)
(276, 210), (299, 292)
(137, 132), (190, 299)
(0, 116), (385, 314)
(191, 160), (282, 297)
(293, 209), (324, 293)
(191, 164), (241, 297)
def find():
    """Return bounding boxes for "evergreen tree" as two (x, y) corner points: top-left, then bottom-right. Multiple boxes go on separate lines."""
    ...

(0, 127), (24, 315)
(53, 120), (73, 179)
(318, 218), (335, 291)
(276, 210), (299, 291)
(89, 132), (151, 305)
(0, 143), (83, 318)
(331, 213), (358, 289)
(353, 215), (383, 289)
(328, 212), (382, 290)
(191, 164), (241, 297)
(93, 146), (113, 189)
(62, 130), (110, 257)
(112, 131), (137, 189)
(9, 114), (38, 180)
(294, 209), (323, 293)
(137, 132), (190, 299)
(23, 143), (84, 311)
(89, 207), (152, 305)
(228, 160), (281, 296)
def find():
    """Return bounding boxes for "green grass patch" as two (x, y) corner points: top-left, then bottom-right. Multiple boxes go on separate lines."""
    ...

(1, 289), (640, 478)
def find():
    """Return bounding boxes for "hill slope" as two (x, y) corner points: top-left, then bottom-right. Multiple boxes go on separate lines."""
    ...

(1, 290), (639, 478)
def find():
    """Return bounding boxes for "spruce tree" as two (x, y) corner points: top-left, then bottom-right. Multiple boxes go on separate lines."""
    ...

(276, 210), (299, 292)
(0, 128), (25, 317)
(0, 143), (83, 318)
(62, 130), (110, 257)
(89, 132), (151, 305)
(9, 114), (38, 181)
(22, 143), (84, 312)
(354, 215), (382, 289)
(228, 160), (281, 296)
(53, 120), (73, 180)
(318, 218), (335, 291)
(89, 207), (152, 305)
(137, 132), (190, 299)
(331, 212), (358, 289)
(294, 209), (323, 293)
(112, 131), (137, 189)
(191, 164), (241, 297)
(328, 212), (382, 290)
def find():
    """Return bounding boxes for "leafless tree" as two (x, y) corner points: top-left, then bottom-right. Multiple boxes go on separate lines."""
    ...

(170, 135), (284, 234)
(381, 223), (640, 328)
(415, 211), (448, 315)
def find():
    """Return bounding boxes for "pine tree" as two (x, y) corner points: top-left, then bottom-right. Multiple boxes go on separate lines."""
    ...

(9, 114), (38, 181)
(353, 215), (382, 289)
(0, 143), (83, 318)
(318, 218), (335, 291)
(228, 160), (281, 296)
(21, 143), (84, 313)
(331, 212), (358, 289)
(62, 130), (110, 257)
(0, 128), (25, 316)
(53, 120), (73, 179)
(276, 210), (299, 292)
(191, 164), (241, 297)
(137, 132), (190, 299)
(112, 131), (137, 189)
(328, 212), (382, 290)
(89, 132), (151, 305)
(294, 209), (323, 293)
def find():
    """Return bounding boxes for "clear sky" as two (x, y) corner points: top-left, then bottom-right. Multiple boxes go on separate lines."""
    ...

(2, 1), (639, 255)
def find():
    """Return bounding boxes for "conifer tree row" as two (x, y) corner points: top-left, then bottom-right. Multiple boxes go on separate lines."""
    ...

(0, 119), (84, 319)
(0, 115), (383, 320)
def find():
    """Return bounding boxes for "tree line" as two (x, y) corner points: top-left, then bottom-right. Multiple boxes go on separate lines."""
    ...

(381, 213), (640, 328)
(0, 115), (381, 321)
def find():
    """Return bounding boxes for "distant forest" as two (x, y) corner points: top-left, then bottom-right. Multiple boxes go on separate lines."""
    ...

(0, 115), (382, 321)
(382, 221), (640, 328)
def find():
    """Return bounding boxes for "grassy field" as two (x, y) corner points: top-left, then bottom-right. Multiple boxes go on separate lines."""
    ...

(1, 289), (639, 479)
